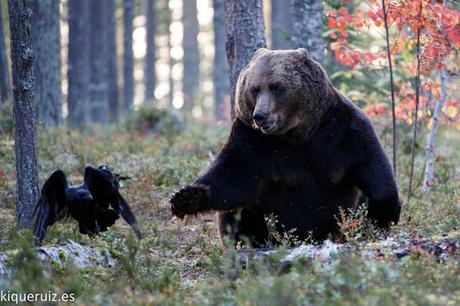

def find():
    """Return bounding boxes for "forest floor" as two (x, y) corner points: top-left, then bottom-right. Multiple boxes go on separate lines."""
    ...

(0, 117), (459, 305)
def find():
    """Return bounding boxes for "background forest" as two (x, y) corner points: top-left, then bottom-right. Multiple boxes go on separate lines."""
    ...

(0, 0), (459, 305)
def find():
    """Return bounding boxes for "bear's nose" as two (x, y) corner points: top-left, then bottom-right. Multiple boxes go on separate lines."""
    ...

(253, 112), (267, 126)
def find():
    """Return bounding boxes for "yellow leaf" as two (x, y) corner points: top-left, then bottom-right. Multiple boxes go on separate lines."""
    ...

(444, 105), (458, 118)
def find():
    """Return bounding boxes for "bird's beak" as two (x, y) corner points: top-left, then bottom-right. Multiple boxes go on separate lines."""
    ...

(84, 194), (93, 201)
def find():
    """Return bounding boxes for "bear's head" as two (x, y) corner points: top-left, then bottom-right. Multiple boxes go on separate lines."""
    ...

(235, 48), (335, 137)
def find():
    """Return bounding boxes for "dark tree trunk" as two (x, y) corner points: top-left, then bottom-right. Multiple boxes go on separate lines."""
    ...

(271, 0), (291, 50)
(123, 0), (134, 112)
(144, 0), (156, 103)
(8, 0), (40, 228)
(89, 0), (109, 124)
(182, 0), (200, 110)
(225, 0), (266, 119)
(0, 4), (11, 102)
(67, 0), (90, 129)
(213, 0), (229, 120)
(31, 0), (62, 127)
(290, 0), (324, 63)
(107, 0), (119, 123)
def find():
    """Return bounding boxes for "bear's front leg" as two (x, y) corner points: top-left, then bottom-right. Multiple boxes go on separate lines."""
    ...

(352, 144), (401, 228)
(170, 184), (210, 218)
(367, 196), (401, 228)
(170, 119), (265, 218)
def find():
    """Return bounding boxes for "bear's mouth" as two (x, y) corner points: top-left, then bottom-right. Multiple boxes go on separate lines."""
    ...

(257, 121), (279, 135)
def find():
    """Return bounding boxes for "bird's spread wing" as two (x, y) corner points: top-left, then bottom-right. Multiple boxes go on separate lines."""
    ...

(84, 165), (141, 239)
(33, 170), (68, 245)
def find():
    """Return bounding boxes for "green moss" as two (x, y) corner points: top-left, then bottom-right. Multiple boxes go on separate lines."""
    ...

(59, 250), (66, 262)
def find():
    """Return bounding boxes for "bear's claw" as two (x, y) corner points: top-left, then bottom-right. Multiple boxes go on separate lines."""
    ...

(170, 184), (210, 218)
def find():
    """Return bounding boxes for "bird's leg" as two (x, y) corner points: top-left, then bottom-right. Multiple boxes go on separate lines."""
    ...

(95, 220), (101, 233)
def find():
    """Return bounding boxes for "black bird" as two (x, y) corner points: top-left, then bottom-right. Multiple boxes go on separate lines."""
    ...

(33, 165), (141, 246)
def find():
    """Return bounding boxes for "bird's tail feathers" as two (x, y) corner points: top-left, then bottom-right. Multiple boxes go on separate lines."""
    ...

(96, 208), (119, 231)
(32, 197), (49, 246)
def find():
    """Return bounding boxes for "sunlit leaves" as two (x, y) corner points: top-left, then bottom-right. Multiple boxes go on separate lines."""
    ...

(329, 0), (459, 70)
(327, 0), (460, 128)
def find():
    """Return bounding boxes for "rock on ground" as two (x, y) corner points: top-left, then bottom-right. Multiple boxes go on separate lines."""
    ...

(0, 239), (116, 276)
(237, 236), (458, 268)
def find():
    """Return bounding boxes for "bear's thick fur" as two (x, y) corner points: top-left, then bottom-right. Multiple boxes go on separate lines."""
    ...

(171, 48), (401, 246)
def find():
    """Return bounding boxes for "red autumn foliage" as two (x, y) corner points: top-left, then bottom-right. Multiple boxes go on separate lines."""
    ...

(328, 0), (460, 126)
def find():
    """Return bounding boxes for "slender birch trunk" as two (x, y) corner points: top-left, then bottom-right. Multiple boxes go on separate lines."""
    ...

(423, 69), (448, 192)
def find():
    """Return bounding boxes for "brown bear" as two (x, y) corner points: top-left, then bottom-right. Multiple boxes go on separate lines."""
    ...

(170, 48), (401, 246)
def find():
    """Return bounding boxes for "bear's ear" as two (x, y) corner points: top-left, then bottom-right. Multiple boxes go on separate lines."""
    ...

(252, 48), (268, 61)
(296, 48), (311, 62)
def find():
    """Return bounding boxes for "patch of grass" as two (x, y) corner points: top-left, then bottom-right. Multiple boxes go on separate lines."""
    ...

(0, 102), (13, 135)
(0, 121), (458, 305)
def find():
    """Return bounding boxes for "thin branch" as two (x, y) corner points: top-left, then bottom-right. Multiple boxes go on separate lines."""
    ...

(387, 4), (403, 28)
(408, 1), (423, 198)
(389, 27), (403, 55)
(361, 0), (404, 57)
(363, 0), (384, 19)
(382, 0), (398, 176)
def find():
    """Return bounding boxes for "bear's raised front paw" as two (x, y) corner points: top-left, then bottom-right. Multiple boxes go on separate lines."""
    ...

(170, 184), (210, 218)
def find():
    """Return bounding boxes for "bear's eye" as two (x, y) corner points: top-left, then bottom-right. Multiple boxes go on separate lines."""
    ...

(251, 86), (260, 96)
(269, 84), (283, 95)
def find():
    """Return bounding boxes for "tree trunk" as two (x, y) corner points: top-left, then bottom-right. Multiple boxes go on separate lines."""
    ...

(213, 0), (229, 120)
(0, 4), (11, 102)
(423, 69), (448, 192)
(7, 0), (40, 228)
(271, 0), (291, 50)
(167, 7), (174, 107)
(225, 0), (266, 119)
(290, 0), (324, 63)
(107, 0), (119, 123)
(67, 0), (90, 130)
(123, 0), (134, 112)
(144, 0), (156, 104)
(182, 0), (200, 110)
(89, 0), (109, 124)
(31, 0), (62, 127)
(423, 0), (449, 193)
